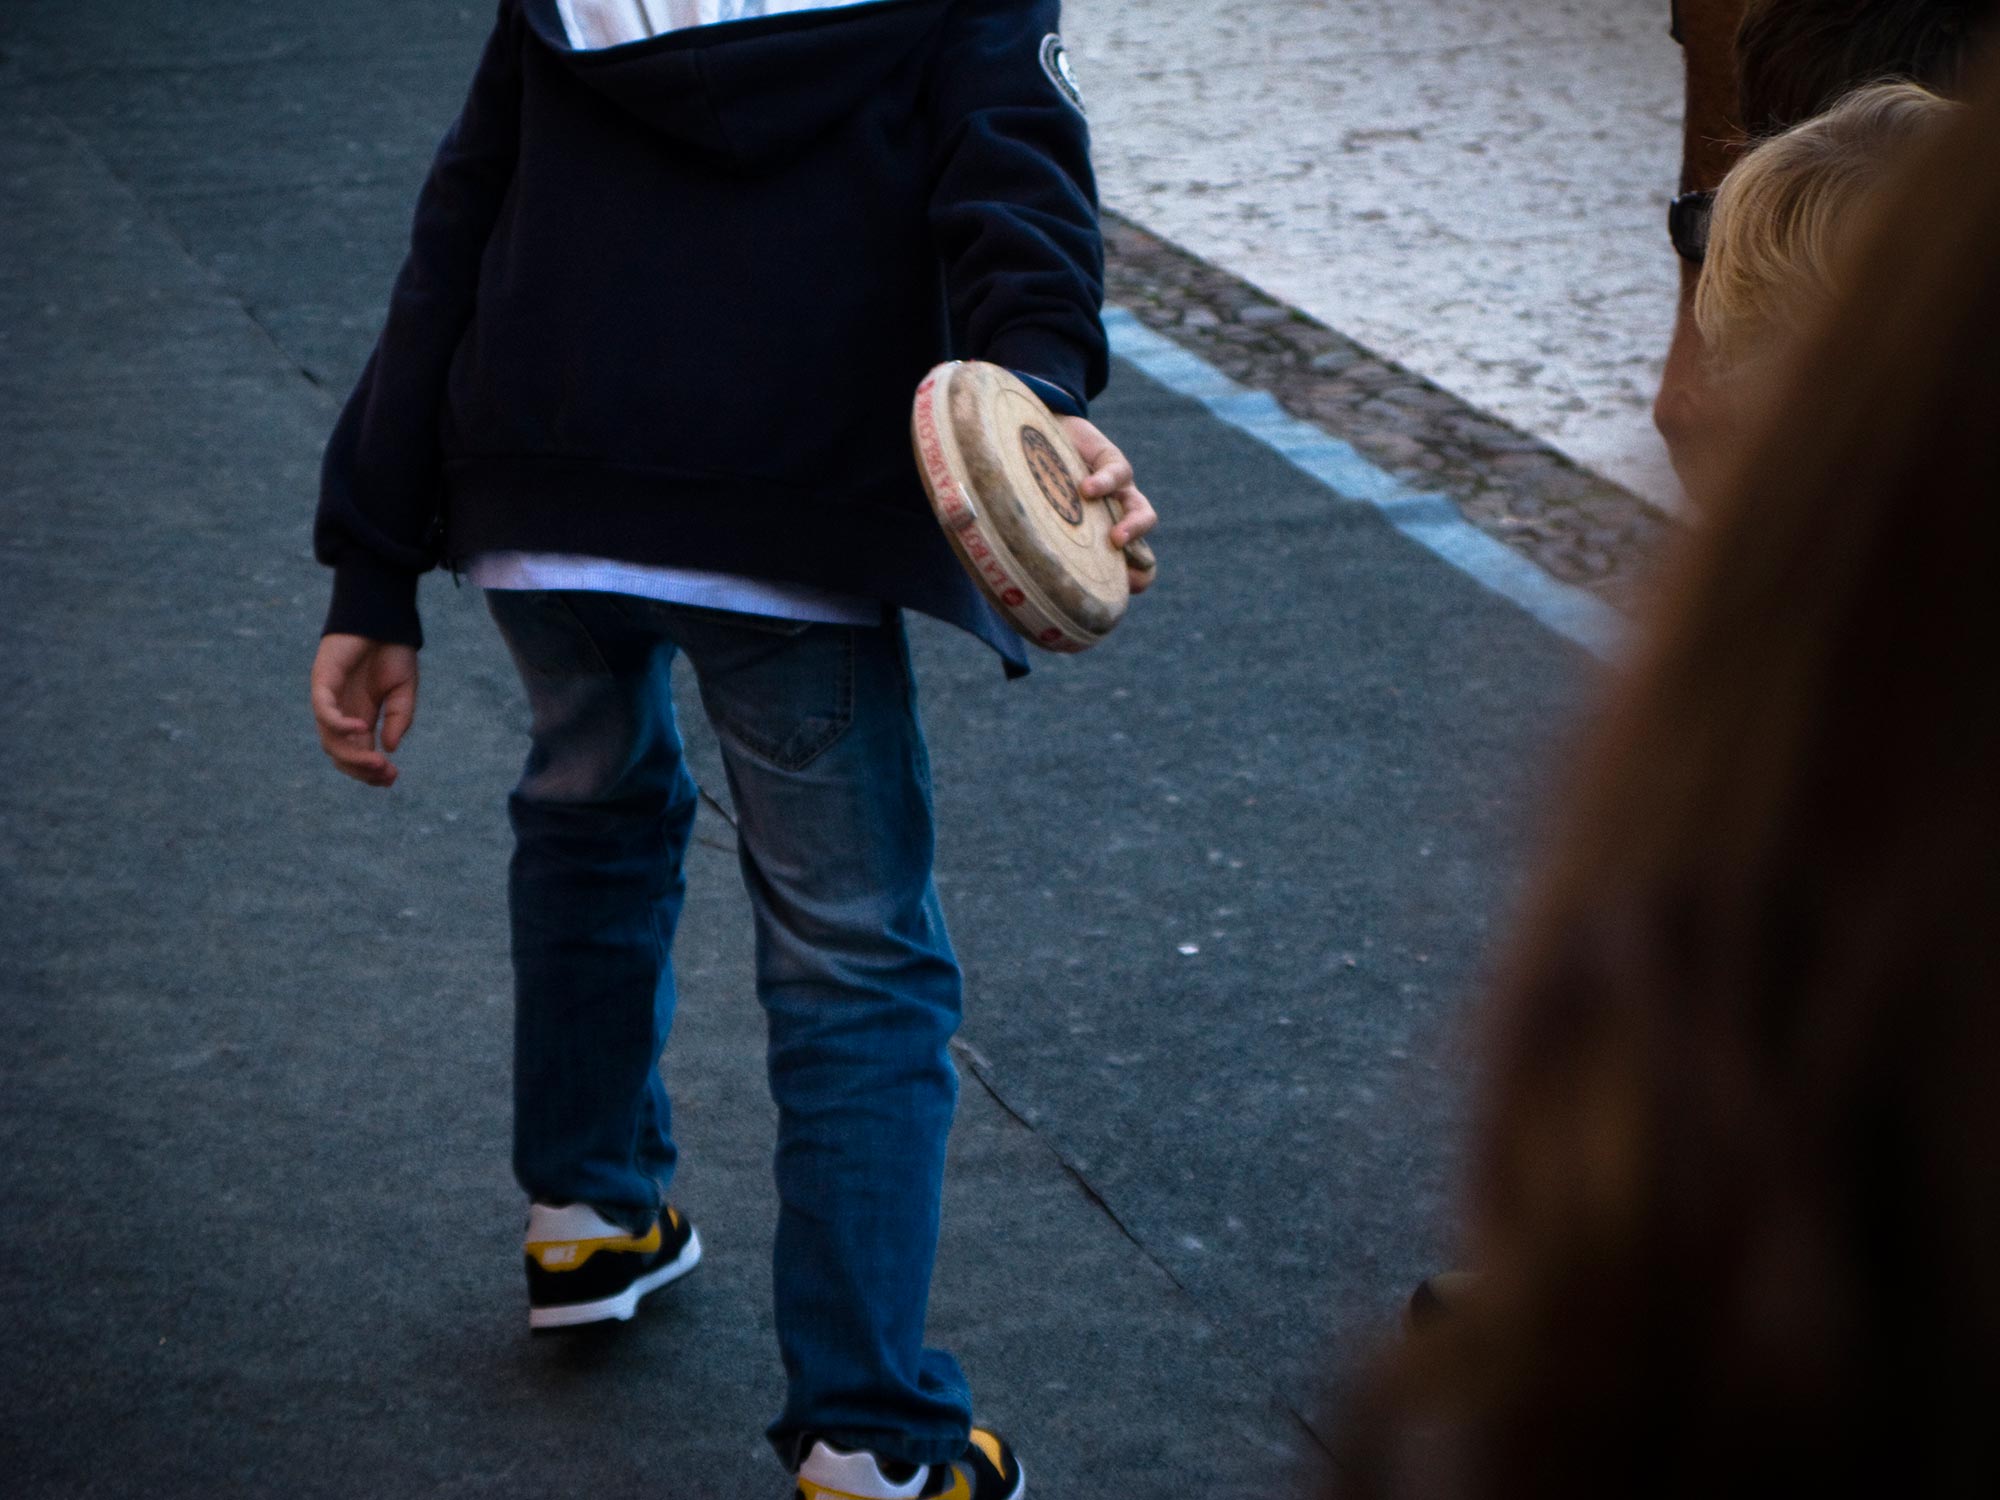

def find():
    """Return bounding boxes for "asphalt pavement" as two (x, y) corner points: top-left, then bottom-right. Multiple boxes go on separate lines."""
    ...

(1, 4), (1595, 1495)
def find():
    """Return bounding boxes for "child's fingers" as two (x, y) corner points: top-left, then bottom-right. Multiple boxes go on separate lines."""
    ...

(312, 685), (396, 785)
(1059, 415), (1131, 498)
(1107, 488), (1158, 546)
(325, 735), (396, 787)
(379, 678), (417, 753)
(309, 638), (415, 788)
(1083, 450), (1133, 497)
(310, 675), (373, 738)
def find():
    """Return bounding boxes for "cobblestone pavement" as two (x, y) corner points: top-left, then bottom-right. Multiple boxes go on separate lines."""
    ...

(1067, 0), (1687, 511)
(1105, 211), (1674, 611)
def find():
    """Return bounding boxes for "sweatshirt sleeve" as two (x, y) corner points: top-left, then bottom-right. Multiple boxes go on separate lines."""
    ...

(927, 0), (1107, 418)
(313, 4), (525, 647)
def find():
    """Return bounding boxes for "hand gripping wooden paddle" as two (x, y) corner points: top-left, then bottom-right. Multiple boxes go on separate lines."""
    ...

(912, 361), (1156, 653)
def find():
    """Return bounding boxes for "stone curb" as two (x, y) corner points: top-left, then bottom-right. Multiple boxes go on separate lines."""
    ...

(1103, 210), (1675, 612)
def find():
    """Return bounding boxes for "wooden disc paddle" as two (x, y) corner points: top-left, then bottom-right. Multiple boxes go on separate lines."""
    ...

(912, 361), (1154, 653)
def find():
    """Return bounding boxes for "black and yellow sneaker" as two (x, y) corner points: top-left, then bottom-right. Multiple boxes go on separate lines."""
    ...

(794, 1429), (1024, 1500)
(523, 1201), (700, 1331)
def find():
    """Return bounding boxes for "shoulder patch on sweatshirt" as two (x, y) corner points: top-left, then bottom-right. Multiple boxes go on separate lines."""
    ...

(1040, 34), (1084, 116)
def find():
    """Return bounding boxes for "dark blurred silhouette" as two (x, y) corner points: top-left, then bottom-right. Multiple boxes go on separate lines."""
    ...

(1655, 0), (1746, 477)
(1737, 0), (1996, 136)
(1342, 58), (2000, 1500)
(1670, 0), (1747, 199)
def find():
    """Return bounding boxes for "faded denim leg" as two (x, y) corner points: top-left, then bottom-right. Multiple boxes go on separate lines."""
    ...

(663, 607), (971, 1470)
(488, 590), (697, 1237)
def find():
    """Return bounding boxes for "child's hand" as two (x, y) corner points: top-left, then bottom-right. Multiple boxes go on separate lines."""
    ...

(1060, 415), (1159, 594)
(310, 634), (420, 788)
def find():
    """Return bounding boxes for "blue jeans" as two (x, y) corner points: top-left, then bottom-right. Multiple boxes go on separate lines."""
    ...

(486, 590), (973, 1468)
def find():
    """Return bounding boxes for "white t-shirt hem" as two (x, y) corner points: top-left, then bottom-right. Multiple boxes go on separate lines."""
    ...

(467, 552), (882, 626)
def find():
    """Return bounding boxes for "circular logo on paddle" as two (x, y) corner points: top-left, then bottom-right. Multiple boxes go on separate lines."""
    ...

(1021, 426), (1084, 527)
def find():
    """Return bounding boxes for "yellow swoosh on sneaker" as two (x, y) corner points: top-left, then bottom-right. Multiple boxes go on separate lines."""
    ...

(524, 1221), (662, 1272)
(967, 1431), (1005, 1474)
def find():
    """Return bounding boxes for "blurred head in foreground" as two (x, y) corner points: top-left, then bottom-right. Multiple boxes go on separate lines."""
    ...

(1667, 82), (1957, 502)
(1339, 62), (2000, 1500)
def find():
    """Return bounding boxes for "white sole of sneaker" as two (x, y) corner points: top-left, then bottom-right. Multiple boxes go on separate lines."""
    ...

(792, 1472), (1024, 1500)
(528, 1227), (702, 1330)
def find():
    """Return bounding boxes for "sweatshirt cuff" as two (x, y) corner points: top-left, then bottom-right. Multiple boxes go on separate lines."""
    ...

(1012, 370), (1086, 418)
(987, 324), (1095, 417)
(324, 556), (425, 649)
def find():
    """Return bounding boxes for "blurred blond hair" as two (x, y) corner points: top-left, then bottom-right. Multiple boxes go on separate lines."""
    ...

(1695, 81), (1957, 367)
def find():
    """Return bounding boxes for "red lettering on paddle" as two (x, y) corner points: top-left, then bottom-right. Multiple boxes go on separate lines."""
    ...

(913, 377), (973, 528)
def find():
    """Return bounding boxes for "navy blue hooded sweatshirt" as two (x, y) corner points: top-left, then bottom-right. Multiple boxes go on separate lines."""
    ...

(314, 0), (1108, 673)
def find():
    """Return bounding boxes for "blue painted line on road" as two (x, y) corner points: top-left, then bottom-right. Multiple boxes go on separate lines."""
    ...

(1103, 305), (1622, 660)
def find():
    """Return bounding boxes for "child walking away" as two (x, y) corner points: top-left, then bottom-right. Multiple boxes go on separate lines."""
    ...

(306, 2), (1155, 1496)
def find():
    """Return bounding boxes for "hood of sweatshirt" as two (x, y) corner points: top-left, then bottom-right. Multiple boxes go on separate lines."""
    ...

(519, 0), (951, 168)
